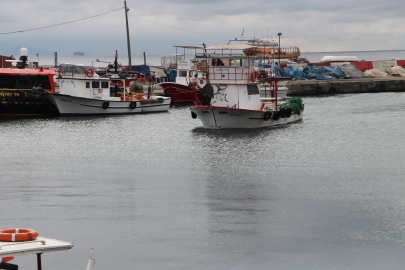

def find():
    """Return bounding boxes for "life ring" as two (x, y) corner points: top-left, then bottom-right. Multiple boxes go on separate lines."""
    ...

(251, 70), (258, 82)
(86, 68), (94, 78)
(263, 111), (272, 121)
(196, 62), (202, 70)
(130, 101), (137, 109)
(0, 228), (38, 242)
(102, 101), (109, 109)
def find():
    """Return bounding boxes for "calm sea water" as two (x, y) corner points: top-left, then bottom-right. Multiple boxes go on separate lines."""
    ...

(1, 51), (405, 269)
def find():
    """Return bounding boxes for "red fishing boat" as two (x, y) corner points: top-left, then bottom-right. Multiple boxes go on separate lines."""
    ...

(159, 59), (207, 103)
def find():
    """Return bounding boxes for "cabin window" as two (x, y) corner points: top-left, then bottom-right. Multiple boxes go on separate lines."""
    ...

(0, 74), (51, 90)
(92, 81), (100, 88)
(212, 59), (225, 66)
(86, 82), (90, 88)
(101, 82), (109, 88)
(189, 71), (194, 77)
(247, 84), (259, 95)
(178, 71), (187, 77)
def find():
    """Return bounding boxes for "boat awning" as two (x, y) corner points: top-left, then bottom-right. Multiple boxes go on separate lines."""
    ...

(0, 68), (56, 75)
(173, 46), (205, 49)
(206, 45), (256, 50)
(0, 237), (73, 257)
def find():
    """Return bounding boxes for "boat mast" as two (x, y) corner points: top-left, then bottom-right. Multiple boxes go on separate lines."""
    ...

(124, 1), (132, 69)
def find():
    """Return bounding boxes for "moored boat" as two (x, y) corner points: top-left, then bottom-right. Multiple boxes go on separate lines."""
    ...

(320, 55), (359, 63)
(228, 38), (300, 59)
(50, 51), (171, 116)
(190, 45), (304, 128)
(159, 47), (207, 103)
(0, 68), (58, 116)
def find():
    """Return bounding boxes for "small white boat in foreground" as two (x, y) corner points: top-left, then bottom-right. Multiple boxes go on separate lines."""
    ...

(190, 45), (304, 128)
(0, 228), (73, 270)
(50, 51), (171, 116)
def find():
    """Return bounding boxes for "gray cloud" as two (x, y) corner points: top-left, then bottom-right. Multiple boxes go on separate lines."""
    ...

(1, 0), (404, 56)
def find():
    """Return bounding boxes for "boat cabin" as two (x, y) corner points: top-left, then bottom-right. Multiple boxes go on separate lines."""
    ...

(197, 51), (262, 111)
(175, 60), (204, 85)
(58, 64), (120, 101)
(0, 68), (56, 93)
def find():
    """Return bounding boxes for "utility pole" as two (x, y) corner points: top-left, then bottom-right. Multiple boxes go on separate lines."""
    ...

(125, 1), (132, 70)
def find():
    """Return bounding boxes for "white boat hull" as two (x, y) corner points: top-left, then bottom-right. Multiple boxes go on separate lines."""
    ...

(190, 107), (303, 128)
(50, 93), (171, 115)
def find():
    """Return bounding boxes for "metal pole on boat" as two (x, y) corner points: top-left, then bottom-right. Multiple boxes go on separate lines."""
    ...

(36, 253), (42, 270)
(277, 33), (282, 64)
(124, 1), (132, 69)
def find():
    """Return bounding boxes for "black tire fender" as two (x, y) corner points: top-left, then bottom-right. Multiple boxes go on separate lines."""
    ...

(263, 111), (272, 121)
(329, 87), (337, 95)
(279, 107), (286, 118)
(272, 110), (280, 121)
(130, 101), (137, 109)
(191, 111), (198, 119)
(102, 101), (109, 109)
(285, 107), (292, 118)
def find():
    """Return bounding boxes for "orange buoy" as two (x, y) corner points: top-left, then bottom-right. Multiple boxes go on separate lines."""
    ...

(86, 68), (94, 78)
(0, 228), (38, 242)
(251, 70), (258, 82)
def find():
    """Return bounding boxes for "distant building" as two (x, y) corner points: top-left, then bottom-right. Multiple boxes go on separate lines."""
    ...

(74, 51), (85, 56)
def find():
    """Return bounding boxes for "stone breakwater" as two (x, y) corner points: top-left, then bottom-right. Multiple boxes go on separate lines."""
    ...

(283, 59), (405, 95)
(287, 77), (405, 96)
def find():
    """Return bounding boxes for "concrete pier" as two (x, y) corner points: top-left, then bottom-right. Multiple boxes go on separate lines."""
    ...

(286, 77), (405, 96)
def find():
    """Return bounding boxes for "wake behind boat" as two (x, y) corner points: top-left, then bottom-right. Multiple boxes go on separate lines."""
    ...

(50, 51), (171, 116)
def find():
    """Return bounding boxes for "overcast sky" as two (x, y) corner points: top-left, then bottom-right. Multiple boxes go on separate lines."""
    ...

(1, 0), (404, 56)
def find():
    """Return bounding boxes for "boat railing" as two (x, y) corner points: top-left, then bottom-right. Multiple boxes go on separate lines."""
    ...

(208, 66), (256, 83)
(195, 53), (246, 58)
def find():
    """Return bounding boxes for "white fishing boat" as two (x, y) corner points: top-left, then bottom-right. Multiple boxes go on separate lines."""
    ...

(50, 51), (171, 116)
(190, 45), (304, 128)
(0, 228), (74, 270)
(320, 55), (359, 63)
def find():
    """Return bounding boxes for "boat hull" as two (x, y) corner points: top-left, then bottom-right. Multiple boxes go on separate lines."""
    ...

(0, 94), (59, 116)
(190, 106), (303, 128)
(50, 93), (171, 116)
(159, 82), (206, 103)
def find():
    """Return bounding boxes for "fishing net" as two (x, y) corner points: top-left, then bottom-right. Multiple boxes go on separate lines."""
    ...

(280, 97), (303, 115)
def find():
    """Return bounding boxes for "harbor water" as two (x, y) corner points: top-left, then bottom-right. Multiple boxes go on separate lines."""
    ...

(1, 92), (405, 269)
(1, 51), (405, 269)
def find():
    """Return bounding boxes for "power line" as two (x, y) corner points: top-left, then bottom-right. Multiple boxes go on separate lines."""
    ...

(0, 7), (125, 35)
(128, 13), (235, 38)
